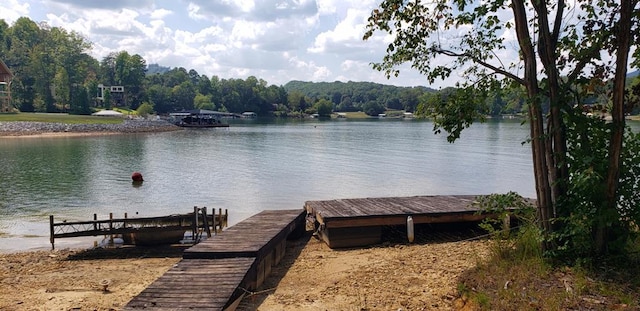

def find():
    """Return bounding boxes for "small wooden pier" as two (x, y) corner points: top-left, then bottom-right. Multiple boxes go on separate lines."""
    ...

(122, 195), (501, 309)
(49, 207), (228, 249)
(305, 195), (489, 248)
(124, 209), (306, 311)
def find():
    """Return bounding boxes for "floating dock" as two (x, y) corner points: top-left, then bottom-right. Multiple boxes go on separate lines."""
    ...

(305, 195), (489, 248)
(124, 209), (306, 311)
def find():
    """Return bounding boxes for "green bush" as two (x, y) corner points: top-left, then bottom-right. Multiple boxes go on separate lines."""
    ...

(136, 102), (155, 117)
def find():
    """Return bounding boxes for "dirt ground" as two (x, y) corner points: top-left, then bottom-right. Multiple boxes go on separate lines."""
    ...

(239, 235), (488, 311)
(0, 246), (184, 311)
(0, 233), (488, 311)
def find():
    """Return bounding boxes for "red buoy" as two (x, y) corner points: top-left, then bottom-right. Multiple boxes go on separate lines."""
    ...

(131, 172), (144, 182)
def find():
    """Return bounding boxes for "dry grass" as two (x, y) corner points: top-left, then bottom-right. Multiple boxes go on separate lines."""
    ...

(457, 241), (640, 310)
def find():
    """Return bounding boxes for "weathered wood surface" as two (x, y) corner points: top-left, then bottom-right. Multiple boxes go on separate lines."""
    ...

(124, 258), (255, 311)
(305, 195), (484, 229)
(49, 208), (228, 249)
(183, 209), (306, 260)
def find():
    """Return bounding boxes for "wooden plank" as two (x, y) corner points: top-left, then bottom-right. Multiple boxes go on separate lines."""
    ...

(183, 209), (305, 259)
(307, 195), (483, 221)
(124, 258), (255, 311)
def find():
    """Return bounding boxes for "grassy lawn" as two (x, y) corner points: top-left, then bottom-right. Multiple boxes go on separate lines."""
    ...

(0, 112), (125, 124)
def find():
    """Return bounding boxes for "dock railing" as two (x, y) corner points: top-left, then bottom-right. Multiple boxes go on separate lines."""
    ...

(49, 206), (228, 249)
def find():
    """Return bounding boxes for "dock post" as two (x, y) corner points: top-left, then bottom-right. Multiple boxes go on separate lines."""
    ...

(109, 213), (114, 245)
(93, 214), (97, 231)
(49, 215), (55, 250)
(193, 206), (198, 241)
(202, 207), (211, 238)
(211, 207), (218, 235)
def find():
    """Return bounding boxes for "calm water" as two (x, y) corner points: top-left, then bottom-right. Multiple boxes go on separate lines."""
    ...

(2, 119), (635, 252)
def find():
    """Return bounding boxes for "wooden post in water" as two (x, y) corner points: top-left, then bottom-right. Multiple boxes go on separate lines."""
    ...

(49, 215), (55, 250)
(93, 214), (97, 231)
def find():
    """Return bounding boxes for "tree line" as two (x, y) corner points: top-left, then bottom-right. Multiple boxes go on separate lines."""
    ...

(0, 17), (421, 117)
(3, 16), (602, 119)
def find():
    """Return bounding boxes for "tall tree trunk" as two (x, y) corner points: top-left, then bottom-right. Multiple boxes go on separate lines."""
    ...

(512, 0), (554, 248)
(533, 0), (568, 218)
(600, 0), (633, 253)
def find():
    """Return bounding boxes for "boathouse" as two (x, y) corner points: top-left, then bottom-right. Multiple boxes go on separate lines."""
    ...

(0, 59), (13, 112)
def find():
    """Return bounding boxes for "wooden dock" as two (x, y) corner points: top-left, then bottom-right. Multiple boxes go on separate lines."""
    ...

(124, 258), (255, 310)
(124, 209), (306, 311)
(123, 196), (497, 309)
(49, 207), (228, 249)
(305, 195), (489, 248)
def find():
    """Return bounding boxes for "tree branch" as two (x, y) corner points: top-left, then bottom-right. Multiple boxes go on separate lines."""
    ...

(552, 0), (564, 44)
(433, 48), (526, 85)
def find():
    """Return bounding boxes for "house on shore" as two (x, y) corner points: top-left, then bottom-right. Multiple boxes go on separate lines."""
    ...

(0, 59), (13, 112)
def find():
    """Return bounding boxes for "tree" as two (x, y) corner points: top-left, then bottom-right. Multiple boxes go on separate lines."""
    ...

(194, 93), (214, 110)
(70, 84), (91, 115)
(112, 51), (146, 108)
(365, 0), (639, 257)
(147, 84), (172, 113)
(53, 67), (70, 109)
(314, 98), (334, 117)
(362, 100), (385, 116)
(171, 81), (196, 111)
(136, 102), (154, 117)
(103, 88), (112, 109)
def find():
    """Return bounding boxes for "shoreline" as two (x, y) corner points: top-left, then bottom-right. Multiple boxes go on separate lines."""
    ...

(0, 120), (182, 138)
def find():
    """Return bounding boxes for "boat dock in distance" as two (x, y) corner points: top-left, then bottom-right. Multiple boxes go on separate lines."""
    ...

(169, 109), (231, 128)
(305, 195), (492, 248)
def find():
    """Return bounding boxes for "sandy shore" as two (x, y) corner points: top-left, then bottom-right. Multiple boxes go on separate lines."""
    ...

(0, 234), (488, 311)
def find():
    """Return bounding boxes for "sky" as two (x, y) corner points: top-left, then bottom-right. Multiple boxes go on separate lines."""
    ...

(0, 0), (465, 89)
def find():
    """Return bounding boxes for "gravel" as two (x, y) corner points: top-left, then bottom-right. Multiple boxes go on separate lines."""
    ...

(0, 120), (181, 136)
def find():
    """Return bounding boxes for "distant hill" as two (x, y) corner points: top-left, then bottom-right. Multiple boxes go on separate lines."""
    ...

(284, 80), (435, 95)
(283, 80), (435, 112)
(146, 63), (171, 75)
(628, 70), (639, 79)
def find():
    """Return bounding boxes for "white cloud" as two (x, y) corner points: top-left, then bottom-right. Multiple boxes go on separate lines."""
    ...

(150, 8), (172, 20)
(187, 3), (206, 21)
(308, 7), (370, 54)
(0, 0), (31, 24)
(7, 0), (490, 88)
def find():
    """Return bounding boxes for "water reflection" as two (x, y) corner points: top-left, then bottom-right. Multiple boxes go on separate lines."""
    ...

(0, 119), (539, 251)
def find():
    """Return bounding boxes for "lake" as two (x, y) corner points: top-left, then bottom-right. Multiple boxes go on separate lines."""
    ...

(1, 119), (636, 252)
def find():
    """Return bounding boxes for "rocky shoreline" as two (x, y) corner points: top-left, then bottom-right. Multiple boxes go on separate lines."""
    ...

(0, 120), (181, 136)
